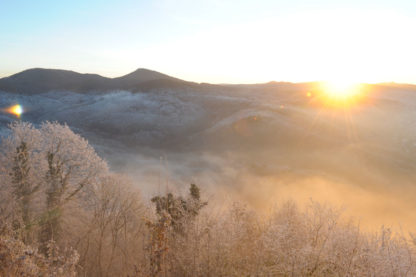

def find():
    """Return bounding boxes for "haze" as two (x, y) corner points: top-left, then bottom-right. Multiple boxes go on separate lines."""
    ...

(2, 0), (416, 84)
(1, 68), (416, 231)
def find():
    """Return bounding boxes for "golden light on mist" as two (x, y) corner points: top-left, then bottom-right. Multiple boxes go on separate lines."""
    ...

(5, 104), (23, 118)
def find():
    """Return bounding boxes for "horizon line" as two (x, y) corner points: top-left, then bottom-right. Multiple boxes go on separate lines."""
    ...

(1, 67), (415, 87)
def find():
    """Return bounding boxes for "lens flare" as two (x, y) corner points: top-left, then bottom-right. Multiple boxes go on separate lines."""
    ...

(5, 104), (23, 117)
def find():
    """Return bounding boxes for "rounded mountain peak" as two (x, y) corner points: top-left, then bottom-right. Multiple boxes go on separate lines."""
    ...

(115, 68), (179, 83)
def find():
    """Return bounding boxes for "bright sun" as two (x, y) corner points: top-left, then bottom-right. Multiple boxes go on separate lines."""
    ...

(320, 80), (362, 102)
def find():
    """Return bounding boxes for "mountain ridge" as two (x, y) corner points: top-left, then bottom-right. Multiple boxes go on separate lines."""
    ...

(0, 67), (192, 94)
(2, 67), (413, 95)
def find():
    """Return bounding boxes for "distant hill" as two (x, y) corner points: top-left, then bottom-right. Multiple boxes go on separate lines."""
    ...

(0, 68), (112, 94)
(113, 68), (180, 86)
(0, 68), (194, 94)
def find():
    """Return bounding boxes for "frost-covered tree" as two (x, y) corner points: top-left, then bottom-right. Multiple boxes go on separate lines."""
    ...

(75, 174), (145, 277)
(38, 122), (108, 254)
(0, 121), (108, 253)
(10, 141), (42, 242)
(147, 184), (207, 276)
(0, 225), (79, 277)
(151, 184), (207, 235)
(0, 122), (44, 242)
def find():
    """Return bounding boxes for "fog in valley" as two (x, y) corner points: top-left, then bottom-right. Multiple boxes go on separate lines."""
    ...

(2, 69), (416, 231)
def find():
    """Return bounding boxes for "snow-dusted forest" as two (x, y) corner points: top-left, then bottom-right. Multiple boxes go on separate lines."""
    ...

(1, 121), (416, 276)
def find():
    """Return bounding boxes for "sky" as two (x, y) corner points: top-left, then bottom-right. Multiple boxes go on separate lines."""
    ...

(1, 0), (416, 84)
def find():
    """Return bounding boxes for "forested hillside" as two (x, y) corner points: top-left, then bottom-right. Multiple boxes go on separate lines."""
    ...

(1, 122), (415, 276)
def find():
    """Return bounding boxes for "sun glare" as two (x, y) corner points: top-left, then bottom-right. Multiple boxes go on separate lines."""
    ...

(5, 104), (24, 118)
(317, 80), (365, 106)
(322, 81), (361, 99)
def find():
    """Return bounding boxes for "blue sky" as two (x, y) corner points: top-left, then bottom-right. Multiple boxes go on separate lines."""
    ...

(1, 0), (416, 83)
